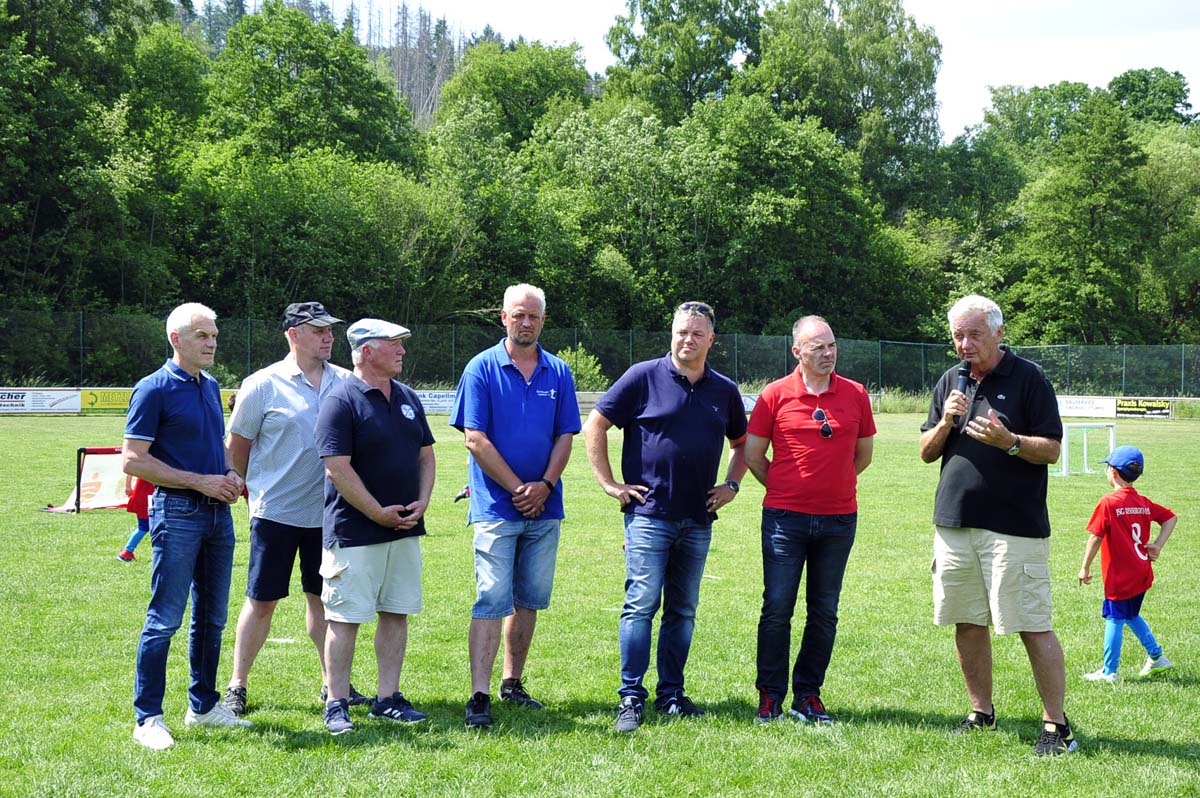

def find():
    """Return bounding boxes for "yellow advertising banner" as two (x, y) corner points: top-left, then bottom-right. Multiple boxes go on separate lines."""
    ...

(80, 387), (239, 414)
(80, 388), (133, 411)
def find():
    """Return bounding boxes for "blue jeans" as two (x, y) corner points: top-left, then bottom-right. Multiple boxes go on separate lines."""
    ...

(756, 508), (856, 702)
(134, 491), (235, 722)
(618, 514), (712, 705)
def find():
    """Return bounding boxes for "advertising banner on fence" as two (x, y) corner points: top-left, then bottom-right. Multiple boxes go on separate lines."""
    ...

(0, 389), (82, 414)
(415, 390), (456, 415)
(81, 388), (132, 411)
(1116, 398), (1172, 418)
(1057, 396), (1117, 419)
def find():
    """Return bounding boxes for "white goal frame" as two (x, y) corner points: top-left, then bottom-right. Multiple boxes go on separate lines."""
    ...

(1056, 422), (1116, 477)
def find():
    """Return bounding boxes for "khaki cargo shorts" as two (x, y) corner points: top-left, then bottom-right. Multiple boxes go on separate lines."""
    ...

(932, 526), (1052, 634)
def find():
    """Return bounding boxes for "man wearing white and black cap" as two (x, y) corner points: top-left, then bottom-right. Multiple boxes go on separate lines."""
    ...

(222, 302), (368, 718)
(314, 319), (436, 735)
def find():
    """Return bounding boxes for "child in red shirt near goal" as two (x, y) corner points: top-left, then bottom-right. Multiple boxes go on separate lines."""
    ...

(1078, 445), (1178, 682)
(118, 475), (156, 561)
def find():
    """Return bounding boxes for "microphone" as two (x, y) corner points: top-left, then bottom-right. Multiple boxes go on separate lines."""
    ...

(953, 361), (970, 423)
(955, 361), (971, 395)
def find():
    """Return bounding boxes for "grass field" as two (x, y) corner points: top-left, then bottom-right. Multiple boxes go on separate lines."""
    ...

(1, 414), (1197, 797)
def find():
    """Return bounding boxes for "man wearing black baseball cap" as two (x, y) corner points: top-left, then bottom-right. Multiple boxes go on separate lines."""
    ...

(283, 301), (341, 329)
(222, 301), (367, 718)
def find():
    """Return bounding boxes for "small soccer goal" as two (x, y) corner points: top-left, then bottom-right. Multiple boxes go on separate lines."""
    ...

(1055, 422), (1116, 478)
(43, 446), (128, 513)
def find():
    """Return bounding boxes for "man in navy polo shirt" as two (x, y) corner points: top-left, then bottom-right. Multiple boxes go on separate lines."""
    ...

(124, 302), (252, 751)
(450, 283), (580, 728)
(583, 301), (748, 733)
(315, 318), (436, 735)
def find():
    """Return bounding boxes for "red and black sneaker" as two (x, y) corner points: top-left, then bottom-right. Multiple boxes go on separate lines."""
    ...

(755, 689), (782, 724)
(789, 694), (832, 724)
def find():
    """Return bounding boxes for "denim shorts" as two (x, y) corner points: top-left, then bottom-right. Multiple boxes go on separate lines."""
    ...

(472, 518), (561, 619)
(245, 517), (322, 601)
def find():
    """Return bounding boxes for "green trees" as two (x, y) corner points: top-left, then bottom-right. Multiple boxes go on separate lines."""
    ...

(1137, 125), (1200, 340)
(744, 0), (941, 215)
(0, 0), (1197, 347)
(205, 0), (418, 164)
(1003, 94), (1149, 343)
(1108, 67), (1195, 125)
(0, 0), (174, 308)
(438, 41), (589, 148)
(605, 0), (761, 125)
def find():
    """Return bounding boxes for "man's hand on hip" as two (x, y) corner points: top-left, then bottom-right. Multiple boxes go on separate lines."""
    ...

(600, 481), (649, 507)
(706, 483), (736, 512)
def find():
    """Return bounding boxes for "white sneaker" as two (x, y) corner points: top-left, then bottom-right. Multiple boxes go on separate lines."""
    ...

(185, 703), (253, 728)
(133, 715), (175, 750)
(1082, 668), (1118, 683)
(1140, 654), (1174, 677)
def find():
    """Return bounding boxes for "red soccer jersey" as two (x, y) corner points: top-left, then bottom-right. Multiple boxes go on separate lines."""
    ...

(1085, 486), (1175, 601)
(747, 369), (876, 515)
(125, 476), (155, 520)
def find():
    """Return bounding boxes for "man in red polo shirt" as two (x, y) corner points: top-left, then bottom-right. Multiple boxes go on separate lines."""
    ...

(745, 315), (875, 724)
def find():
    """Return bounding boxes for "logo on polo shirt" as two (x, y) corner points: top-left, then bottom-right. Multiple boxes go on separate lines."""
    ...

(401, 403), (416, 420)
(997, 394), (1006, 400)
(536, 389), (557, 400)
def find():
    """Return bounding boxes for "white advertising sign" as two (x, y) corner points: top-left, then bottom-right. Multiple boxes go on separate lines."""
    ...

(1057, 395), (1115, 419)
(415, 390), (457, 414)
(0, 388), (82, 414)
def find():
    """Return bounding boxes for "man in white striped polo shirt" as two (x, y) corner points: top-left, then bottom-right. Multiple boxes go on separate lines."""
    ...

(221, 302), (366, 716)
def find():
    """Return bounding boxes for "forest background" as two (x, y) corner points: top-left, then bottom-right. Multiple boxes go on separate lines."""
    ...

(2, 0), (1199, 347)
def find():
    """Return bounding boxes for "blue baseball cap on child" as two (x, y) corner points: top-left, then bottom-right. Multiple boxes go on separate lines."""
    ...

(1102, 445), (1144, 481)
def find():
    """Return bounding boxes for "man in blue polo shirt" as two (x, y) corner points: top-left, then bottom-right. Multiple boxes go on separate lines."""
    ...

(450, 283), (581, 728)
(315, 318), (436, 735)
(124, 302), (252, 751)
(583, 301), (748, 733)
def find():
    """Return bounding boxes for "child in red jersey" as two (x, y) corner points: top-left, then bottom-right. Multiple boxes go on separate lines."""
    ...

(1078, 445), (1178, 682)
(118, 475), (155, 561)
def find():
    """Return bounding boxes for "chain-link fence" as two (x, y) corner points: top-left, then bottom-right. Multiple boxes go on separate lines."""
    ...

(1, 311), (1197, 395)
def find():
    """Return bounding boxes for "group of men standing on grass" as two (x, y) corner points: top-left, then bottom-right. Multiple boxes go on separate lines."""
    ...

(123, 287), (1074, 756)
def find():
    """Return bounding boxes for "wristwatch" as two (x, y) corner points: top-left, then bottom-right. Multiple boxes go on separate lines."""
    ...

(1006, 435), (1022, 456)
(724, 479), (740, 493)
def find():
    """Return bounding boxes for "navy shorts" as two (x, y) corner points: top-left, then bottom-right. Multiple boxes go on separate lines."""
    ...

(246, 517), (323, 601)
(1102, 592), (1146, 621)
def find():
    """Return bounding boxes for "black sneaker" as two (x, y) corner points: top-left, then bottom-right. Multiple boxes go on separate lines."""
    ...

(1034, 717), (1077, 756)
(657, 694), (704, 718)
(951, 707), (997, 734)
(755, 689), (782, 724)
(323, 699), (354, 735)
(222, 686), (248, 717)
(614, 696), (645, 733)
(319, 683), (372, 706)
(369, 691), (427, 723)
(789, 694), (832, 724)
(500, 678), (544, 709)
(465, 692), (493, 728)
